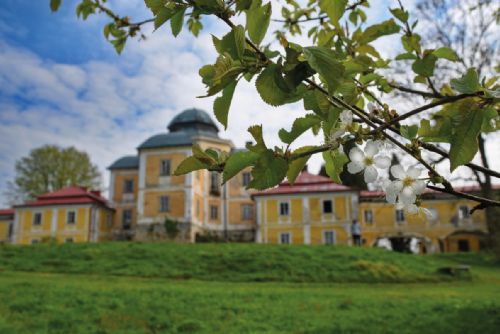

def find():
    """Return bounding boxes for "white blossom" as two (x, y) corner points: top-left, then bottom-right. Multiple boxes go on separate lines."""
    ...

(331, 110), (353, 139)
(347, 140), (391, 183)
(384, 165), (426, 205)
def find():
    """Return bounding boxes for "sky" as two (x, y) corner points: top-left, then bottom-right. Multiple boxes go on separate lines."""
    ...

(0, 0), (497, 206)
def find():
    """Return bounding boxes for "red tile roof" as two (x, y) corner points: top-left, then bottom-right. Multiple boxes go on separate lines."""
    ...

(0, 208), (14, 216)
(253, 172), (354, 197)
(14, 186), (113, 209)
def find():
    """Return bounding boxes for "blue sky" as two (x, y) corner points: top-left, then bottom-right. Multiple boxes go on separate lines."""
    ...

(2, 0), (496, 206)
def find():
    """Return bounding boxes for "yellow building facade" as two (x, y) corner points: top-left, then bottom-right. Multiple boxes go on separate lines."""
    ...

(11, 187), (114, 245)
(108, 108), (255, 242)
(106, 108), (491, 252)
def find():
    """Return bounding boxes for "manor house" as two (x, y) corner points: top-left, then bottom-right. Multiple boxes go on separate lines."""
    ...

(2, 108), (490, 253)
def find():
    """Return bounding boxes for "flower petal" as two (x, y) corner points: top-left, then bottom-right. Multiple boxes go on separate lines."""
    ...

(340, 110), (352, 124)
(412, 180), (426, 194)
(347, 162), (364, 174)
(400, 187), (416, 205)
(364, 166), (378, 183)
(364, 140), (378, 157)
(407, 166), (421, 179)
(374, 155), (391, 169)
(390, 165), (406, 180)
(349, 147), (364, 162)
(405, 204), (419, 215)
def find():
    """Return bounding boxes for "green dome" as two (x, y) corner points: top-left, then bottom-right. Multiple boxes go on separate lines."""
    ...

(167, 108), (218, 133)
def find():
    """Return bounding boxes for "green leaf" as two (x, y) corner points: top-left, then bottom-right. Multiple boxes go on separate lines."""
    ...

(222, 150), (259, 183)
(255, 64), (305, 106)
(418, 119), (452, 142)
(412, 54), (437, 77)
(247, 150), (288, 190)
(287, 146), (315, 184)
(400, 125), (418, 140)
(322, 150), (348, 184)
(145, 0), (165, 15)
(198, 55), (245, 97)
(154, 7), (175, 30)
(449, 109), (486, 171)
(319, 0), (348, 24)
(174, 156), (208, 175)
(303, 47), (345, 94)
(278, 114), (321, 144)
(214, 80), (238, 129)
(358, 19), (400, 44)
(432, 47), (459, 61)
(451, 68), (482, 94)
(246, 125), (267, 153)
(50, 0), (62, 12)
(110, 37), (126, 55)
(170, 7), (186, 37)
(395, 52), (417, 60)
(246, 2), (271, 45)
(389, 8), (408, 23)
(401, 34), (421, 54)
(214, 25), (246, 61)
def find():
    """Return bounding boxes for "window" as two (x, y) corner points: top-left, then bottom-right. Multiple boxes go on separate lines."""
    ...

(395, 209), (405, 223)
(458, 205), (470, 219)
(65, 238), (74, 243)
(159, 196), (170, 212)
(66, 211), (76, 225)
(458, 239), (470, 252)
(122, 209), (132, 230)
(210, 172), (220, 195)
(124, 179), (134, 193)
(364, 209), (373, 224)
(31, 239), (40, 245)
(33, 212), (42, 226)
(210, 205), (218, 220)
(242, 172), (251, 187)
(427, 208), (438, 221)
(106, 213), (113, 228)
(279, 202), (289, 216)
(160, 159), (171, 176)
(322, 200), (333, 214)
(324, 231), (336, 245)
(241, 204), (253, 220)
(279, 232), (291, 244)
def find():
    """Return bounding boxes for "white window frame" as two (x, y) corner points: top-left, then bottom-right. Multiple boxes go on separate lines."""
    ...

(323, 230), (336, 245)
(32, 212), (42, 226)
(241, 204), (253, 220)
(123, 179), (134, 193)
(160, 159), (171, 176)
(242, 172), (251, 187)
(364, 209), (373, 224)
(395, 209), (405, 224)
(159, 196), (170, 213)
(279, 201), (290, 217)
(66, 210), (76, 225)
(210, 205), (218, 220)
(322, 199), (333, 214)
(279, 232), (291, 244)
(458, 205), (470, 219)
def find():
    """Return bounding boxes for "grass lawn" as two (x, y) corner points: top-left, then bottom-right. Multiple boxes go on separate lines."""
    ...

(0, 243), (499, 333)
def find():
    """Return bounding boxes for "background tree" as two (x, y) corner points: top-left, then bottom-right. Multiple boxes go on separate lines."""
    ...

(6, 145), (101, 204)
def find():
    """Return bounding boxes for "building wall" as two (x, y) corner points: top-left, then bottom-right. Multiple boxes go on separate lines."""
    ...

(358, 198), (487, 252)
(257, 192), (356, 245)
(13, 205), (114, 245)
(0, 217), (12, 243)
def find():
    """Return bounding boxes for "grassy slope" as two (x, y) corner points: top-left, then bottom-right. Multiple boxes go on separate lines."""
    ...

(0, 243), (499, 333)
(0, 242), (481, 283)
